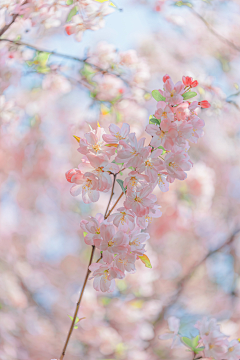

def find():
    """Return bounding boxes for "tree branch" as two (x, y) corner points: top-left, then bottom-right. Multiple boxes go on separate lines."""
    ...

(190, 7), (240, 53)
(153, 228), (240, 326)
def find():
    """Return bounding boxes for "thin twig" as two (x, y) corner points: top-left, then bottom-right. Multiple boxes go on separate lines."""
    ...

(0, 1), (27, 37)
(190, 7), (240, 53)
(153, 228), (240, 326)
(60, 171), (122, 359)
(60, 245), (95, 360)
(106, 191), (124, 218)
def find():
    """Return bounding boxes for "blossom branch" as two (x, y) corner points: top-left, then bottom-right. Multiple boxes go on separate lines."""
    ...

(60, 170), (120, 359)
(0, 1), (27, 37)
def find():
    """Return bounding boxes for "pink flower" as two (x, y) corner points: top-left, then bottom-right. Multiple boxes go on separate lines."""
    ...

(95, 75), (124, 102)
(182, 76), (198, 88)
(128, 231), (150, 255)
(102, 123), (130, 144)
(124, 186), (157, 217)
(97, 224), (129, 263)
(107, 207), (135, 232)
(174, 102), (190, 121)
(164, 152), (192, 181)
(159, 316), (181, 349)
(115, 133), (150, 168)
(163, 77), (185, 105)
(80, 213), (104, 245)
(137, 149), (164, 183)
(136, 205), (162, 229)
(123, 171), (149, 194)
(86, 154), (114, 192)
(145, 122), (178, 150)
(203, 333), (228, 360)
(188, 115), (205, 143)
(78, 126), (115, 159)
(195, 317), (223, 340)
(65, 169), (99, 203)
(114, 253), (136, 273)
(175, 121), (193, 146)
(89, 263), (124, 293)
(154, 103), (174, 122)
(225, 340), (240, 360)
(157, 174), (169, 192)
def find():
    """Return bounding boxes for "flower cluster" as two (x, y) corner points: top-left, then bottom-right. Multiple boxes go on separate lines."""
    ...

(0, 0), (115, 39)
(66, 74), (210, 293)
(160, 316), (240, 360)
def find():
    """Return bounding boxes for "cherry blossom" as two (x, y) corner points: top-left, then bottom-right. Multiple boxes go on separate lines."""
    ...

(159, 316), (181, 349)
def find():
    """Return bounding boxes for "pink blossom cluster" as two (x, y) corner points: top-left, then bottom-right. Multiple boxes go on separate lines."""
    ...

(160, 316), (240, 360)
(0, 0), (115, 37)
(65, 74), (210, 293)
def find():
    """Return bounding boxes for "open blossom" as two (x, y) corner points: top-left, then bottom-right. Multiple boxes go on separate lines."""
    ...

(86, 154), (116, 192)
(136, 205), (162, 229)
(89, 263), (124, 292)
(124, 186), (157, 217)
(107, 207), (135, 232)
(78, 126), (115, 158)
(102, 123), (130, 144)
(203, 333), (228, 360)
(95, 75), (124, 102)
(128, 231), (150, 255)
(164, 151), (193, 181)
(114, 253), (136, 273)
(97, 224), (129, 263)
(145, 122), (177, 150)
(65, 168), (99, 203)
(80, 213), (104, 246)
(225, 340), (240, 360)
(115, 133), (150, 168)
(154, 102), (174, 122)
(159, 316), (181, 349)
(163, 76), (185, 105)
(124, 171), (149, 194)
(136, 149), (164, 183)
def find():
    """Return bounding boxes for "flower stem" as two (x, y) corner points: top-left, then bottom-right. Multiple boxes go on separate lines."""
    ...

(59, 245), (95, 360)
(59, 172), (121, 359)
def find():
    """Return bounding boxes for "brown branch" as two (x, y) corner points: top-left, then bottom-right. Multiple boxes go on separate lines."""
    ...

(190, 7), (240, 53)
(106, 191), (124, 218)
(60, 171), (121, 359)
(153, 228), (240, 326)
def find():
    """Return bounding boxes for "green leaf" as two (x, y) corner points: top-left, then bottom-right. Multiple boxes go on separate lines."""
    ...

(83, 232), (87, 237)
(182, 91), (197, 100)
(181, 337), (194, 349)
(192, 335), (199, 348)
(116, 179), (127, 194)
(149, 115), (160, 125)
(67, 6), (77, 22)
(66, 0), (73, 4)
(152, 90), (166, 102)
(138, 254), (152, 268)
(74, 325), (78, 329)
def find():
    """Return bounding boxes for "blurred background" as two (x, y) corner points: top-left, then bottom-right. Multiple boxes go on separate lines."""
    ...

(1, 0), (240, 359)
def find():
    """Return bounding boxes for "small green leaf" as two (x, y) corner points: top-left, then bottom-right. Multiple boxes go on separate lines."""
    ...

(192, 335), (199, 348)
(66, 0), (73, 4)
(149, 115), (160, 125)
(152, 90), (166, 102)
(67, 6), (77, 22)
(182, 91), (197, 100)
(74, 326), (78, 329)
(181, 337), (194, 349)
(68, 315), (73, 321)
(138, 254), (152, 268)
(83, 232), (87, 237)
(116, 179), (127, 194)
